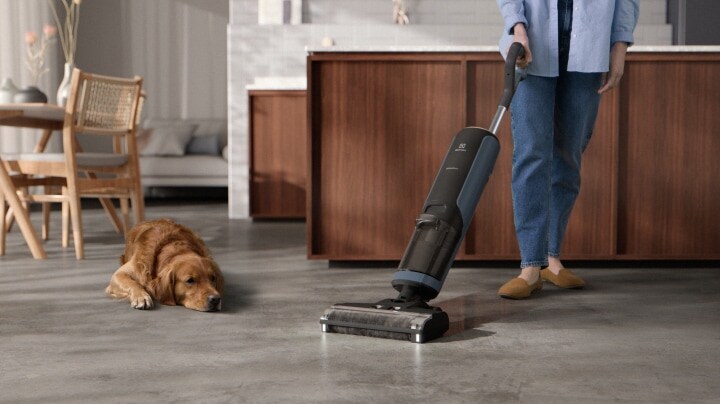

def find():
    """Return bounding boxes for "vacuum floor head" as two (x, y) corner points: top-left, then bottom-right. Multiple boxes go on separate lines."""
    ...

(319, 299), (449, 343)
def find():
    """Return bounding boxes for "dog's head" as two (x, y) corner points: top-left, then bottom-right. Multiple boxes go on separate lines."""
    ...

(154, 254), (224, 312)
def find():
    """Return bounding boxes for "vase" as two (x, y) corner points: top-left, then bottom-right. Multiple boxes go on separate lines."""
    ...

(0, 77), (19, 103)
(14, 86), (48, 104)
(56, 62), (75, 106)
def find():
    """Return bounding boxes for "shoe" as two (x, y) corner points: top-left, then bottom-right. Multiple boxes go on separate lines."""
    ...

(541, 268), (586, 289)
(498, 276), (543, 299)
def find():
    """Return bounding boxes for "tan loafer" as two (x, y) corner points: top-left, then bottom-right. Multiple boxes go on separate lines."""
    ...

(498, 276), (543, 299)
(541, 268), (586, 289)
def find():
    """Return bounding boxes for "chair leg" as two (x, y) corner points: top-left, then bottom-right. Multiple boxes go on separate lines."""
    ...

(61, 188), (69, 248)
(0, 172), (45, 259)
(42, 202), (50, 241)
(4, 207), (12, 233)
(0, 190), (6, 255)
(99, 197), (123, 233)
(41, 185), (59, 241)
(4, 185), (27, 233)
(120, 197), (131, 233)
(132, 180), (145, 224)
(66, 186), (84, 260)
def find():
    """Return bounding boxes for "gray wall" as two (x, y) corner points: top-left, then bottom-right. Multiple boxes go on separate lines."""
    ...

(1, 0), (229, 153)
(77, 0), (229, 121)
(667, 0), (720, 45)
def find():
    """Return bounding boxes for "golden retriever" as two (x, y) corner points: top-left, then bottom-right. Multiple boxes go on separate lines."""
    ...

(105, 219), (224, 312)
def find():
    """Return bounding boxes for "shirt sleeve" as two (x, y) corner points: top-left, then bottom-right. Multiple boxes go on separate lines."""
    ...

(497, 0), (528, 35)
(611, 0), (640, 45)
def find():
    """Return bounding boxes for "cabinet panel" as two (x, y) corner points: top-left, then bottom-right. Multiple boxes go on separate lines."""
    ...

(249, 90), (307, 218)
(308, 51), (720, 261)
(309, 59), (465, 258)
(463, 60), (517, 258)
(618, 57), (720, 257)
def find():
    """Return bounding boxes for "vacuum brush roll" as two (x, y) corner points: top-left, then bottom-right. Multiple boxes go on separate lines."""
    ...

(320, 302), (449, 343)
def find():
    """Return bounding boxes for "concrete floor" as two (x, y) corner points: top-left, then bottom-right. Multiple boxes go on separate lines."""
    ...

(1, 201), (718, 403)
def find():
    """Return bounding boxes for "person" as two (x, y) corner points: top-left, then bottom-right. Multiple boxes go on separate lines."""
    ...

(495, 0), (639, 299)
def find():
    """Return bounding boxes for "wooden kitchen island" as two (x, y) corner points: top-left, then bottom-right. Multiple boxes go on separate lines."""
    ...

(306, 46), (720, 261)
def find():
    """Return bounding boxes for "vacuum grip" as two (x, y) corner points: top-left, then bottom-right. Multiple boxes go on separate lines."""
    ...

(499, 42), (525, 108)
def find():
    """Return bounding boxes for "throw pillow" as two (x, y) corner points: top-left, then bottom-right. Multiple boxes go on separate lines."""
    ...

(137, 123), (196, 156)
(186, 135), (219, 155)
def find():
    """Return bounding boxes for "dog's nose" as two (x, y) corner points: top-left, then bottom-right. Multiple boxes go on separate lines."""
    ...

(207, 295), (221, 311)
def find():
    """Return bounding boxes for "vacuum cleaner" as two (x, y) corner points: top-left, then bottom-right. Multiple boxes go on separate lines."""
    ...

(320, 43), (526, 343)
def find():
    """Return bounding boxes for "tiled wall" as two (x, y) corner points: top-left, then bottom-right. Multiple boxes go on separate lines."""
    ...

(234, 0), (669, 26)
(228, 0), (673, 218)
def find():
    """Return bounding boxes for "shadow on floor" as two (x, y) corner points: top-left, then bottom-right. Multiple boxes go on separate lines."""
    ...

(436, 293), (528, 342)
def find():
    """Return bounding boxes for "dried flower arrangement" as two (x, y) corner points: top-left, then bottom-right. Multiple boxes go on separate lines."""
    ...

(24, 25), (58, 86)
(47, 0), (83, 64)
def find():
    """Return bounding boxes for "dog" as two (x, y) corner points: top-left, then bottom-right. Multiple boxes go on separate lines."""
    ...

(105, 219), (224, 312)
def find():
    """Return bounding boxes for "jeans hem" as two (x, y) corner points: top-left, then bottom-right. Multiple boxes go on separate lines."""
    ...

(520, 260), (549, 269)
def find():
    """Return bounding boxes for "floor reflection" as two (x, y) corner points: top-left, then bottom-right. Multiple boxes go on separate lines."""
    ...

(437, 293), (525, 340)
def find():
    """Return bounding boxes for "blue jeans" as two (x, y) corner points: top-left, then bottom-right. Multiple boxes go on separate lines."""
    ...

(509, 0), (602, 268)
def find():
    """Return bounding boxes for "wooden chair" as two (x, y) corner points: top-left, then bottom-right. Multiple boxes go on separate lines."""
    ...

(1, 68), (144, 259)
(51, 91), (147, 244)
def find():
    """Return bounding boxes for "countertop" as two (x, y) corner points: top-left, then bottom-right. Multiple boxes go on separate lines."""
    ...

(306, 45), (720, 53)
(246, 46), (719, 91)
(246, 77), (307, 91)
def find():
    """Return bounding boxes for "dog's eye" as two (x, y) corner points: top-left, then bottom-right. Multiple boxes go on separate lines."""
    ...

(210, 275), (216, 283)
(185, 277), (195, 285)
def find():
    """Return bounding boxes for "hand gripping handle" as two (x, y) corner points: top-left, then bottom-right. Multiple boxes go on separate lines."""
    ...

(498, 42), (526, 108)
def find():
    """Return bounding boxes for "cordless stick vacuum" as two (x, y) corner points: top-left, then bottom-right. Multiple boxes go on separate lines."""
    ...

(320, 43), (526, 343)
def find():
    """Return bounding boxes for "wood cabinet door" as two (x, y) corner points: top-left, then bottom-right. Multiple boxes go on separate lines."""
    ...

(249, 90), (307, 218)
(308, 58), (465, 259)
(617, 56), (720, 258)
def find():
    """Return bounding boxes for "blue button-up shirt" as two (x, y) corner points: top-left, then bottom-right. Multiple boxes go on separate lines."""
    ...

(497, 0), (639, 77)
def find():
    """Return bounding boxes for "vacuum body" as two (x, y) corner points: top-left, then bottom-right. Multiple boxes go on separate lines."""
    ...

(320, 129), (499, 343)
(392, 127), (499, 302)
(320, 43), (526, 343)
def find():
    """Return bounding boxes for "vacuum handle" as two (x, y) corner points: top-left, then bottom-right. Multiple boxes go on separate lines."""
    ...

(499, 42), (526, 108)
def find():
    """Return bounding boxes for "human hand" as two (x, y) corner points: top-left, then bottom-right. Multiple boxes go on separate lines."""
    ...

(599, 42), (629, 94)
(512, 23), (532, 68)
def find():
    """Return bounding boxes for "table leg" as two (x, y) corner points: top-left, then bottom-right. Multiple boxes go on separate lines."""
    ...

(0, 163), (47, 259)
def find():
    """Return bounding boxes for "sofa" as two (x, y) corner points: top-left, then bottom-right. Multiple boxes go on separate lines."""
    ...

(137, 118), (228, 190)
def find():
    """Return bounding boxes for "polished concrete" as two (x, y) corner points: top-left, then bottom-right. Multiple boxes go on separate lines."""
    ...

(1, 201), (718, 403)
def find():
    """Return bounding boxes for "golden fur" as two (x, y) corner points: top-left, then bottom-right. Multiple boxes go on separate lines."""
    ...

(105, 219), (224, 311)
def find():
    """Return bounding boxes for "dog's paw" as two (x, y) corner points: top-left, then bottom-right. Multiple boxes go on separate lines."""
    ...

(130, 292), (154, 310)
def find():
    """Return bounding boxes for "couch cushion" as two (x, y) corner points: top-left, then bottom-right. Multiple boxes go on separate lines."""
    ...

(139, 155), (227, 178)
(144, 118), (227, 150)
(137, 122), (197, 156)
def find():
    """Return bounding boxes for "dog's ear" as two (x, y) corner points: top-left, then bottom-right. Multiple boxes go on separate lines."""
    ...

(209, 259), (224, 294)
(153, 267), (177, 306)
